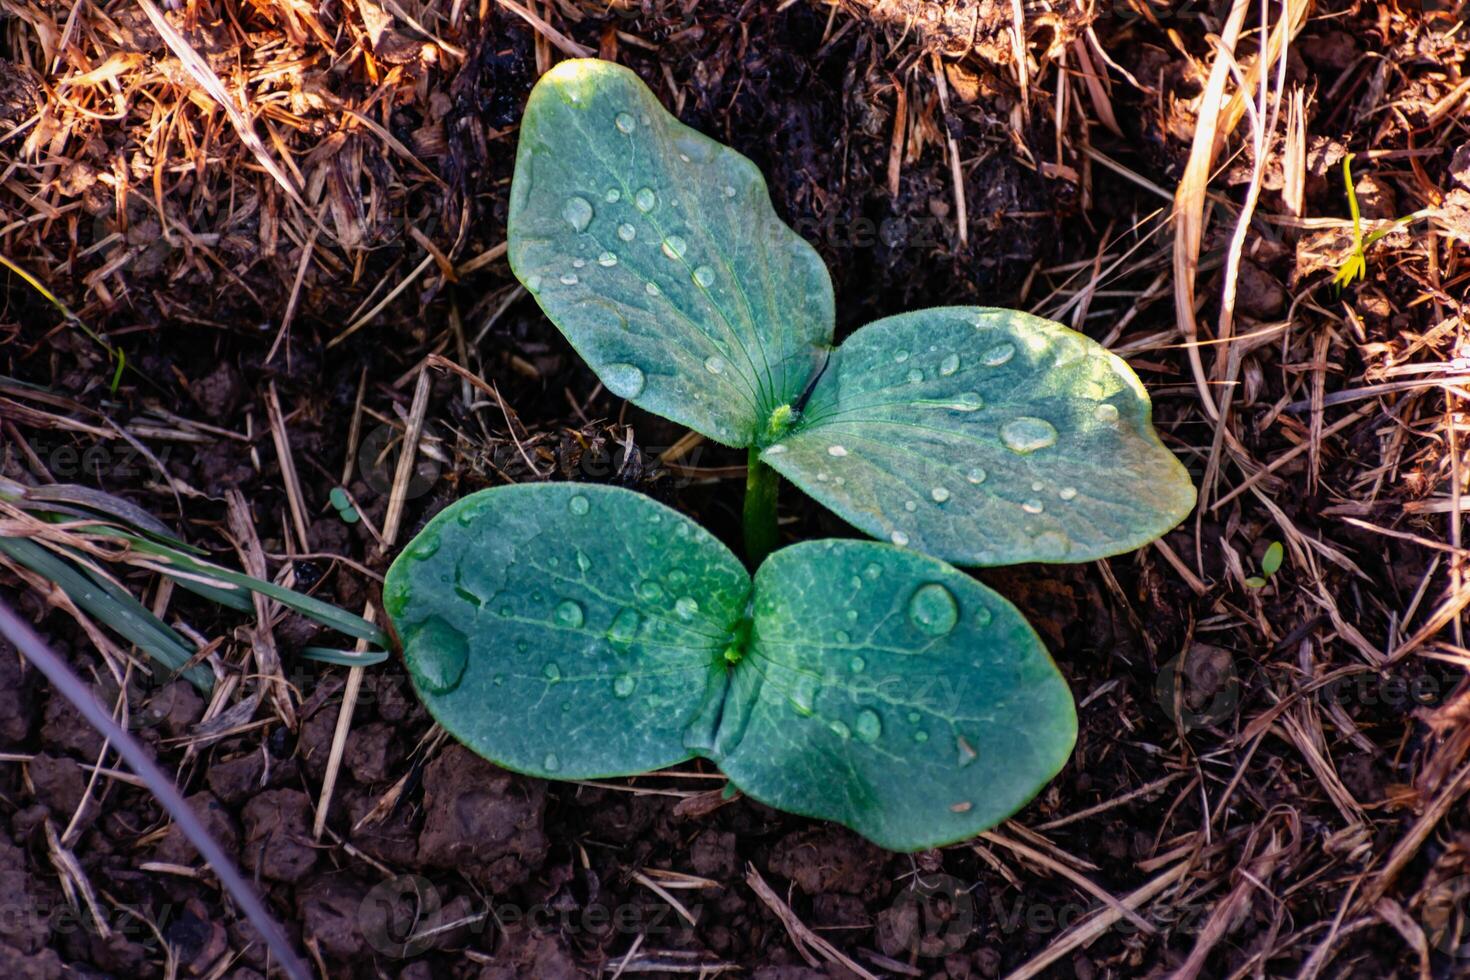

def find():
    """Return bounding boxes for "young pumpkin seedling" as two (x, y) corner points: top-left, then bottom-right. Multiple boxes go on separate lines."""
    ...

(385, 484), (1077, 851)
(506, 59), (1195, 566)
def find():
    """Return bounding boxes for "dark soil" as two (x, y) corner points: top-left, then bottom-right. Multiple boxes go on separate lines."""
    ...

(3, 0), (1470, 978)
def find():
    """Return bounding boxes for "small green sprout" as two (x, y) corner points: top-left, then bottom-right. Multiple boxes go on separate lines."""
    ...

(1332, 153), (1431, 290)
(329, 486), (361, 525)
(1245, 540), (1284, 589)
(387, 60), (1198, 852)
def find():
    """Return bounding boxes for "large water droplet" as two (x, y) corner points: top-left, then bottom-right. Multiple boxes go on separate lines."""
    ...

(634, 187), (657, 212)
(1022, 499), (1044, 515)
(1094, 403), (1120, 424)
(608, 607), (642, 648)
(983, 343), (1015, 366)
(939, 353), (960, 376)
(407, 618), (468, 694)
(644, 281), (661, 296)
(931, 486), (950, 503)
(613, 673), (636, 698)
(692, 265), (714, 287)
(636, 580), (664, 603)
(704, 355), (726, 375)
(1001, 417), (1058, 453)
(543, 662), (562, 682)
(602, 362), (646, 398)
(568, 494), (590, 516)
(909, 583), (959, 636)
(562, 196), (593, 232)
(597, 251), (619, 267)
(554, 600), (585, 628)
(890, 530), (910, 547)
(956, 735), (978, 768)
(827, 444), (848, 457)
(617, 222), (637, 242)
(674, 596), (699, 621)
(854, 709), (882, 743)
(662, 235), (687, 259)
(967, 467), (987, 485)
(614, 111), (636, 134)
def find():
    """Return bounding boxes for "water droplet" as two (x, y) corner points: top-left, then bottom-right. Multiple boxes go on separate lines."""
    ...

(568, 494), (590, 516)
(966, 467), (987, 485)
(562, 196), (593, 231)
(406, 618), (467, 694)
(939, 353), (960, 376)
(617, 222), (636, 242)
(909, 583), (959, 636)
(1059, 486), (1078, 501)
(914, 730), (929, 743)
(492, 673), (505, 686)
(894, 350), (910, 363)
(854, 709), (882, 743)
(974, 606), (993, 627)
(1031, 481), (1045, 492)
(789, 674), (819, 716)
(605, 188), (621, 203)
(907, 711), (921, 723)
(948, 392), (983, 412)
(602, 362), (645, 398)
(559, 272), (579, 285)
(722, 185), (737, 197)
(816, 472), (829, 482)
(543, 753), (561, 772)
(849, 655), (866, 673)
(1001, 416), (1058, 453)
(576, 550), (592, 573)
(828, 720), (851, 739)
(597, 251), (619, 267)
(890, 530), (910, 547)
(410, 534), (441, 559)
(543, 662), (562, 682)
(827, 444), (848, 457)
(864, 563), (882, 581)
(608, 607), (642, 648)
(636, 580), (664, 603)
(644, 281), (661, 296)
(1094, 403), (1120, 424)
(984, 343), (1015, 366)
(554, 600), (585, 628)
(661, 235), (687, 259)
(904, 500), (918, 512)
(907, 368), (924, 384)
(765, 444), (787, 455)
(701, 355), (727, 376)
(956, 735), (977, 767)
(1032, 531), (1071, 559)
(931, 486), (951, 503)
(692, 265), (714, 287)
(1022, 499), (1044, 514)
(845, 609), (858, 622)
(674, 596), (699, 621)
(525, 274), (542, 292)
(615, 111), (636, 134)
(613, 673), (636, 698)
(634, 187), (656, 212)
(834, 630), (851, 644)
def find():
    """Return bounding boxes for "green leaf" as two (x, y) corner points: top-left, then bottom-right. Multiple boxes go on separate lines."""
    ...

(1260, 541), (1284, 576)
(762, 307), (1196, 565)
(508, 59), (833, 447)
(387, 484), (1078, 851)
(383, 483), (750, 779)
(712, 539), (1075, 851)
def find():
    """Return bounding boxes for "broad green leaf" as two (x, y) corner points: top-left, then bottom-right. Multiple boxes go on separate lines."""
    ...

(710, 539), (1076, 851)
(508, 59), (833, 447)
(762, 307), (1196, 565)
(383, 483), (750, 779)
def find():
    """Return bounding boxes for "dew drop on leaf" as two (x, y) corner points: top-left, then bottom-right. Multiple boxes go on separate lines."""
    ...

(828, 720), (851, 739)
(1001, 416), (1058, 453)
(908, 583), (959, 636)
(692, 265), (715, 287)
(1094, 402), (1120, 424)
(674, 596), (699, 621)
(894, 350), (910, 363)
(567, 494), (590, 516)
(605, 188), (620, 203)
(848, 655), (865, 673)
(410, 534), (441, 560)
(617, 222), (636, 241)
(983, 343), (1015, 366)
(854, 709), (882, 743)
(601, 362), (645, 398)
(907, 711), (921, 723)
(890, 530), (910, 547)
(553, 600), (584, 628)
(543, 662), (562, 682)
(914, 730), (929, 743)
(575, 550), (592, 574)
(703, 355), (726, 375)
(939, 353), (960, 376)
(636, 580), (664, 603)
(1022, 499), (1044, 514)
(406, 617), (467, 694)
(966, 467), (987, 485)
(948, 392), (983, 412)
(559, 272), (579, 285)
(644, 282), (661, 296)
(662, 235), (688, 259)
(931, 486), (951, 503)
(525, 274), (542, 292)
(613, 673), (636, 698)
(826, 444), (848, 457)
(608, 607), (641, 648)
(562, 196), (593, 231)
(974, 606), (992, 627)
(543, 753), (561, 772)
(597, 251), (619, 267)
(764, 444), (787, 455)
(614, 111), (636, 134)
(1059, 486), (1078, 500)
(863, 563), (882, 581)
(722, 185), (737, 197)
(634, 187), (657, 212)
(904, 500), (918, 512)
(906, 368), (924, 384)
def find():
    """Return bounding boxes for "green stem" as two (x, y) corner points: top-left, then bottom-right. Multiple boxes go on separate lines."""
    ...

(743, 447), (780, 567)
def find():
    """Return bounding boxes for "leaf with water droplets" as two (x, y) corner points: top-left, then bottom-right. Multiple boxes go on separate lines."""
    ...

(384, 483), (750, 779)
(508, 59), (832, 447)
(760, 307), (1195, 565)
(711, 539), (1076, 851)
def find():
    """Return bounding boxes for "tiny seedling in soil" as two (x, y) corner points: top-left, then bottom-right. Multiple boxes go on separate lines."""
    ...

(1246, 540), (1285, 589)
(387, 60), (1196, 851)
